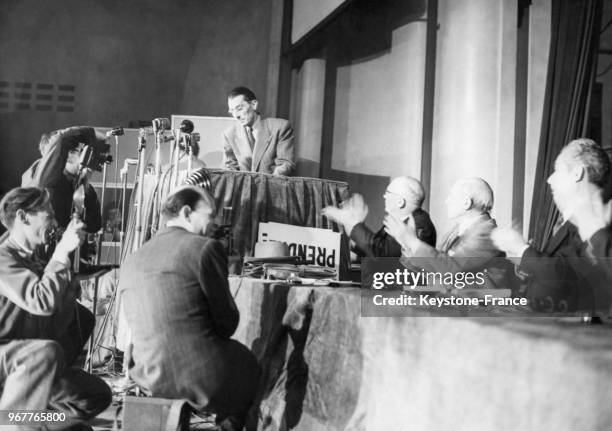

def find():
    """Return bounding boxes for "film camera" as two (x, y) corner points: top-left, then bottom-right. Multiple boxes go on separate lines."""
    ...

(77, 127), (123, 171)
(79, 143), (112, 171)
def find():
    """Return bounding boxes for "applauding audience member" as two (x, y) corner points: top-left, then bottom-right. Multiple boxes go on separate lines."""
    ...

(323, 176), (436, 258)
(385, 177), (507, 288)
(493, 139), (612, 311)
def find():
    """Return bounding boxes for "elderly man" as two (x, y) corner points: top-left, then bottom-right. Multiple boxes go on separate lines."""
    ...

(493, 139), (612, 311)
(119, 186), (260, 431)
(323, 176), (436, 258)
(0, 187), (111, 430)
(223, 86), (295, 176)
(386, 177), (504, 282)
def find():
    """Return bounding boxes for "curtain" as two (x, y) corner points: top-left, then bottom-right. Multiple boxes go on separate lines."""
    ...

(529, 0), (602, 249)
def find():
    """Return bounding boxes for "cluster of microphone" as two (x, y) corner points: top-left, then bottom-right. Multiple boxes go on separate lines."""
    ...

(142, 118), (200, 149)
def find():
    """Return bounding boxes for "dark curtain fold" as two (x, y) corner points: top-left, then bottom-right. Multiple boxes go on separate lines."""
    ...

(529, 0), (602, 250)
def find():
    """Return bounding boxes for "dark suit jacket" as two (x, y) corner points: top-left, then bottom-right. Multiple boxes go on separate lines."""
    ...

(22, 127), (102, 233)
(118, 227), (259, 412)
(521, 224), (612, 312)
(350, 208), (436, 257)
(519, 222), (583, 309)
(222, 115), (295, 176)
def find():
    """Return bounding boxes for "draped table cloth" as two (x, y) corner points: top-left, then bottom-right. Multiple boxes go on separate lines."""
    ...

(121, 169), (351, 260)
(229, 276), (612, 431)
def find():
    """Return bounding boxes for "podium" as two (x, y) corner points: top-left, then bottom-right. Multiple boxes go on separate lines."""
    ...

(121, 168), (351, 260)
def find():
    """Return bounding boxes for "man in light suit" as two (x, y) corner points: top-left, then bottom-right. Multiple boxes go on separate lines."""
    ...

(223, 86), (295, 176)
(385, 177), (507, 288)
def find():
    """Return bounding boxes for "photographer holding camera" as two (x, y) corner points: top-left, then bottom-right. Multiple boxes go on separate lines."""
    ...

(22, 126), (107, 236)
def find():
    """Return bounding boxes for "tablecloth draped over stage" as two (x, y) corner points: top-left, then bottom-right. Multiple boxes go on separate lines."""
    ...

(120, 169), (351, 261)
(229, 277), (612, 431)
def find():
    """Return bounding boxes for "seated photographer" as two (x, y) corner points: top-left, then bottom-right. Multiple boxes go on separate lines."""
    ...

(119, 186), (260, 431)
(0, 187), (111, 428)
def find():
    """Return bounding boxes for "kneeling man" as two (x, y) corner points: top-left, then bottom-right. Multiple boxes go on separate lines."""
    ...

(119, 186), (260, 431)
(0, 187), (111, 429)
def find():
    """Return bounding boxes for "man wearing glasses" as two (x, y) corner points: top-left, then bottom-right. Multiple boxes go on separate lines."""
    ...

(223, 86), (295, 176)
(323, 176), (437, 257)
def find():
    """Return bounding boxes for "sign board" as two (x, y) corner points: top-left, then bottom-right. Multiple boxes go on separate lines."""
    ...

(258, 221), (341, 276)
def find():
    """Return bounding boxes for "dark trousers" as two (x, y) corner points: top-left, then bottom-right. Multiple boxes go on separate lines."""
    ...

(0, 339), (111, 431)
(56, 302), (95, 366)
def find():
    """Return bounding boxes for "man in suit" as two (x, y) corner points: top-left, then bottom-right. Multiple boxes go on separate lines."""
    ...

(119, 186), (260, 431)
(386, 177), (505, 286)
(0, 187), (112, 429)
(223, 86), (295, 176)
(322, 176), (436, 257)
(493, 138), (612, 312)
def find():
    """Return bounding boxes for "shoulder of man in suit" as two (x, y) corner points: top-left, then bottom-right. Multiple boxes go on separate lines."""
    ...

(259, 117), (291, 128)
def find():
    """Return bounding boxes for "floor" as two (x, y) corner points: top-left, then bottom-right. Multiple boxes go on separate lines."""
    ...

(84, 366), (218, 430)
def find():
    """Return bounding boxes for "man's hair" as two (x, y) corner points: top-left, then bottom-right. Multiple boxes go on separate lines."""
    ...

(562, 138), (610, 188)
(388, 176), (425, 207)
(453, 177), (494, 213)
(0, 187), (50, 229)
(228, 86), (257, 102)
(162, 186), (214, 219)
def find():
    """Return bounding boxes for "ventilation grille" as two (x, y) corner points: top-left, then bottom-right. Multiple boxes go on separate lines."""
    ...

(0, 81), (75, 112)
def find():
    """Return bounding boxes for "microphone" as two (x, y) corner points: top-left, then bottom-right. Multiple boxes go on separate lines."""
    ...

(105, 127), (125, 137)
(152, 117), (170, 132)
(180, 119), (194, 134)
(120, 158), (139, 177)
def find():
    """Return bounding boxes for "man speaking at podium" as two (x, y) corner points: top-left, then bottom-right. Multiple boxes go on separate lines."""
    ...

(223, 86), (295, 176)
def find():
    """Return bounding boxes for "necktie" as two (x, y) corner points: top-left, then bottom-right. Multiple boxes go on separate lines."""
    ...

(245, 126), (255, 151)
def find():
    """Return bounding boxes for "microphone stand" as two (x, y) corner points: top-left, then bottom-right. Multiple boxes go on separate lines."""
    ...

(150, 124), (167, 236)
(171, 129), (181, 188)
(186, 135), (193, 176)
(85, 159), (108, 372)
(94, 154), (110, 266)
(85, 158), (136, 375)
(119, 158), (138, 259)
(134, 129), (147, 252)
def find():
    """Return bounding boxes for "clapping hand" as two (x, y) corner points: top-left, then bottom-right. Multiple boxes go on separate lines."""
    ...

(384, 212), (418, 252)
(572, 191), (612, 241)
(490, 226), (529, 257)
(322, 193), (369, 234)
(491, 226), (529, 265)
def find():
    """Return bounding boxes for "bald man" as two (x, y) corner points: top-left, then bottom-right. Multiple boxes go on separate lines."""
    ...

(386, 177), (504, 277)
(322, 176), (436, 257)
